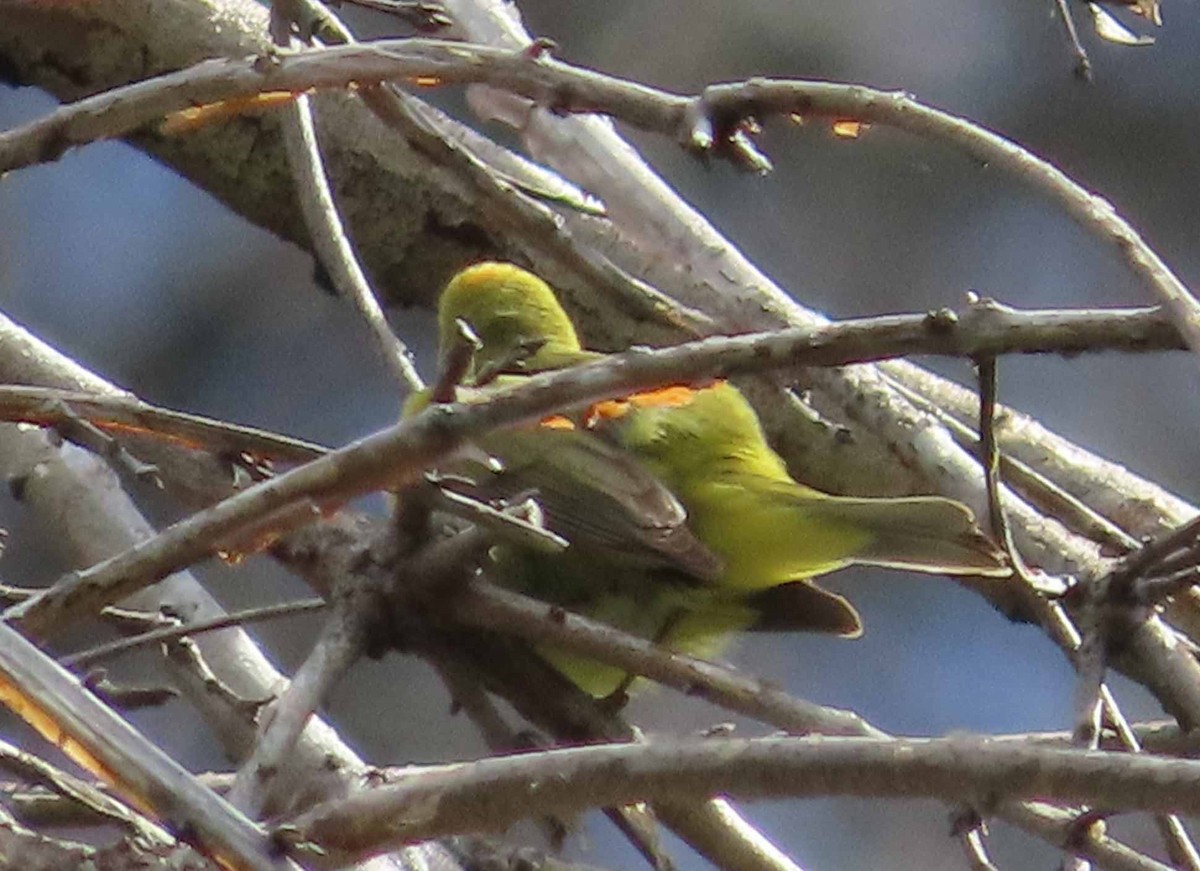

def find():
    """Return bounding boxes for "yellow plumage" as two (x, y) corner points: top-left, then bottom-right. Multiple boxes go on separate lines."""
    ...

(430, 262), (1008, 695)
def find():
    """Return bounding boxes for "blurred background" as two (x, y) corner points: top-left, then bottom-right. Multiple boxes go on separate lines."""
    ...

(2, 1), (1198, 868)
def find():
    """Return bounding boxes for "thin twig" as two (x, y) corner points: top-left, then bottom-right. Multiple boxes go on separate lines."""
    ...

(163, 637), (273, 750)
(39, 399), (162, 486)
(1109, 515), (1200, 590)
(1045, 588), (1198, 865)
(1052, 0), (1094, 80)
(951, 809), (999, 871)
(981, 355), (1194, 868)
(83, 671), (179, 711)
(62, 598), (327, 669)
(279, 95), (424, 394)
(895, 361), (1195, 542)
(1088, 516), (1200, 869)
(334, 0), (451, 29)
(981, 357), (1099, 750)
(977, 357), (1019, 564)
(942, 377), (1005, 843)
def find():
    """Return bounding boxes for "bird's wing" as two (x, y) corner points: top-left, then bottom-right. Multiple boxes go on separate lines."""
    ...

(451, 427), (724, 583)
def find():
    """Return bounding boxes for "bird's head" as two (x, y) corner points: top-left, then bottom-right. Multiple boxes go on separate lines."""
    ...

(438, 262), (591, 379)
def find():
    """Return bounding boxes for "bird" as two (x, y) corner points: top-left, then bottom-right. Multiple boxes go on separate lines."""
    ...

(429, 261), (1009, 696)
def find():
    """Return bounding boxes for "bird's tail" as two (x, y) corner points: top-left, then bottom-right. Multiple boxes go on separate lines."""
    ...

(824, 496), (1011, 577)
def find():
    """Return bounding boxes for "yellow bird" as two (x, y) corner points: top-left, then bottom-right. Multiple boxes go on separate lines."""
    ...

(432, 262), (1008, 695)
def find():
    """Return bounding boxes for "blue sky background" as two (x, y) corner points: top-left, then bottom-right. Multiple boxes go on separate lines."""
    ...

(3, 2), (1199, 867)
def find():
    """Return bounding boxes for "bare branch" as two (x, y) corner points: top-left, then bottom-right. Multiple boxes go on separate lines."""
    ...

(328, 538), (1172, 870)
(0, 385), (326, 464)
(287, 736), (1200, 860)
(226, 594), (366, 817)
(279, 96), (425, 394)
(3, 35), (1195, 352)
